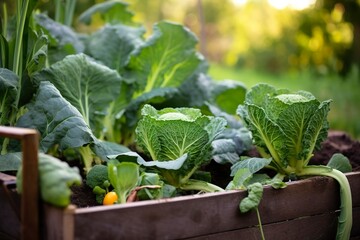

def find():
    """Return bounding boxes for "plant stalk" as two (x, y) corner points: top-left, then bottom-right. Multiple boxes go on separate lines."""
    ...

(54, 0), (62, 23)
(1, 4), (8, 68)
(299, 166), (352, 240)
(78, 145), (94, 173)
(64, 0), (76, 26)
(13, 0), (29, 78)
(118, 191), (127, 204)
(1, 3), (7, 37)
(255, 208), (266, 240)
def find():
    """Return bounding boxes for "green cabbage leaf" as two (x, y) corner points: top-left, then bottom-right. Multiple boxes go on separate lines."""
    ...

(135, 104), (226, 192)
(237, 83), (352, 240)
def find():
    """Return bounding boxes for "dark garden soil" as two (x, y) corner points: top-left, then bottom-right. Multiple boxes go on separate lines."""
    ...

(70, 130), (360, 208)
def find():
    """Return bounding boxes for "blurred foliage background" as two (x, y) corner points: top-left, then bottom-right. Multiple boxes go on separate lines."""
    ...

(16, 0), (360, 139)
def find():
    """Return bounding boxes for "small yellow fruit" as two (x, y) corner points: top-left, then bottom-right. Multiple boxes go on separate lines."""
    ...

(103, 192), (118, 205)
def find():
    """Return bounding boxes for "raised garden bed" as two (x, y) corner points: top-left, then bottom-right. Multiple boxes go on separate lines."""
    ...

(0, 127), (359, 240)
(37, 172), (360, 239)
(1, 171), (359, 239)
(1, 1), (359, 239)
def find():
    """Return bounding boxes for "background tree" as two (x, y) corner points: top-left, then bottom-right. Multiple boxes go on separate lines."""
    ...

(317, 0), (360, 76)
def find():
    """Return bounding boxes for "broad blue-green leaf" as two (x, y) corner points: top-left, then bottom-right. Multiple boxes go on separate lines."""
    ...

(227, 171), (272, 190)
(230, 168), (253, 189)
(327, 153), (352, 173)
(211, 80), (247, 114)
(248, 174), (272, 186)
(127, 21), (203, 96)
(207, 103), (242, 129)
(33, 54), (122, 132)
(78, 1), (135, 26)
(91, 139), (130, 161)
(212, 139), (240, 164)
(35, 14), (84, 63)
(0, 68), (18, 125)
(125, 87), (179, 128)
(16, 81), (94, 152)
(0, 152), (22, 171)
(162, 74), (212, 108)
(230, 157), (272, 176)
(164, 74), (246, 118)
(212, 127), (253, 165)
(85, 25), (145, 72)
(204, 117), (228, 142)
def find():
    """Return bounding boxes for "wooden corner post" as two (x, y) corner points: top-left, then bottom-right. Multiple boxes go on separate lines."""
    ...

(0, 126), (39, 240)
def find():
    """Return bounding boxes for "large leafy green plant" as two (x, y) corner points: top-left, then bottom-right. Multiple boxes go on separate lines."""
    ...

(134, 104), (227, 192)
(236, 83), (352, 240)
(1, 0), (253, 208)
(0, 0), (47, 153)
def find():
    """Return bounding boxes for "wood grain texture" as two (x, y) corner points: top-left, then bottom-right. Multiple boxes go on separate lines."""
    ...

(0, 124), (359, 240)
(0, 127), (39, 240)
(70, 172), (360, 240)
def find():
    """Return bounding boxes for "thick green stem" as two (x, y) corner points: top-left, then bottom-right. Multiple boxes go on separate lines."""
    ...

(78, 145), (94, 173)
(180, 164), (202, 185)
(118, 191), (127, 204)
(1, 138), (9, 155)
(299, 166), (352, 240)
(1, 3), (7, 37)
(180, 179), (224, 193)
(1, 3), (8, 68)
(64, 0), (76, 26)
(13, 0), (29, 78)
(54, 0), (62, 23)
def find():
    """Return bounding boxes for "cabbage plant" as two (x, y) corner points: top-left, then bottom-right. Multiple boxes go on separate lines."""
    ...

(135, 104), (227, 192)
(237, 83), (352, 240)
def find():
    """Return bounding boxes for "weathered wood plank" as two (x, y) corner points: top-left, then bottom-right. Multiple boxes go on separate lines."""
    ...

(1, 168), (359, 240)
(43, 204), (75, 240)
(71, 172), (360, 240)
(188, 211), (339, 240)
(188, 206), (360, 240)
(0, 127), (39, 240)
(0, 187), (20, 239)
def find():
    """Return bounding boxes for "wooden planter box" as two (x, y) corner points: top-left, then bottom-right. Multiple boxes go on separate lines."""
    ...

(1, 127), (359, 240)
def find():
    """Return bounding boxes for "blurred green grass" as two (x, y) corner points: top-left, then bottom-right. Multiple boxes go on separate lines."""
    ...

(209, 64), (360, 140)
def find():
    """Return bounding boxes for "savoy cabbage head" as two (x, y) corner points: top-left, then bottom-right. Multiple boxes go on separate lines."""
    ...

(237, 83), (352, 240)
(237, 83), (331, 174)
(135, 104), (227, 191)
